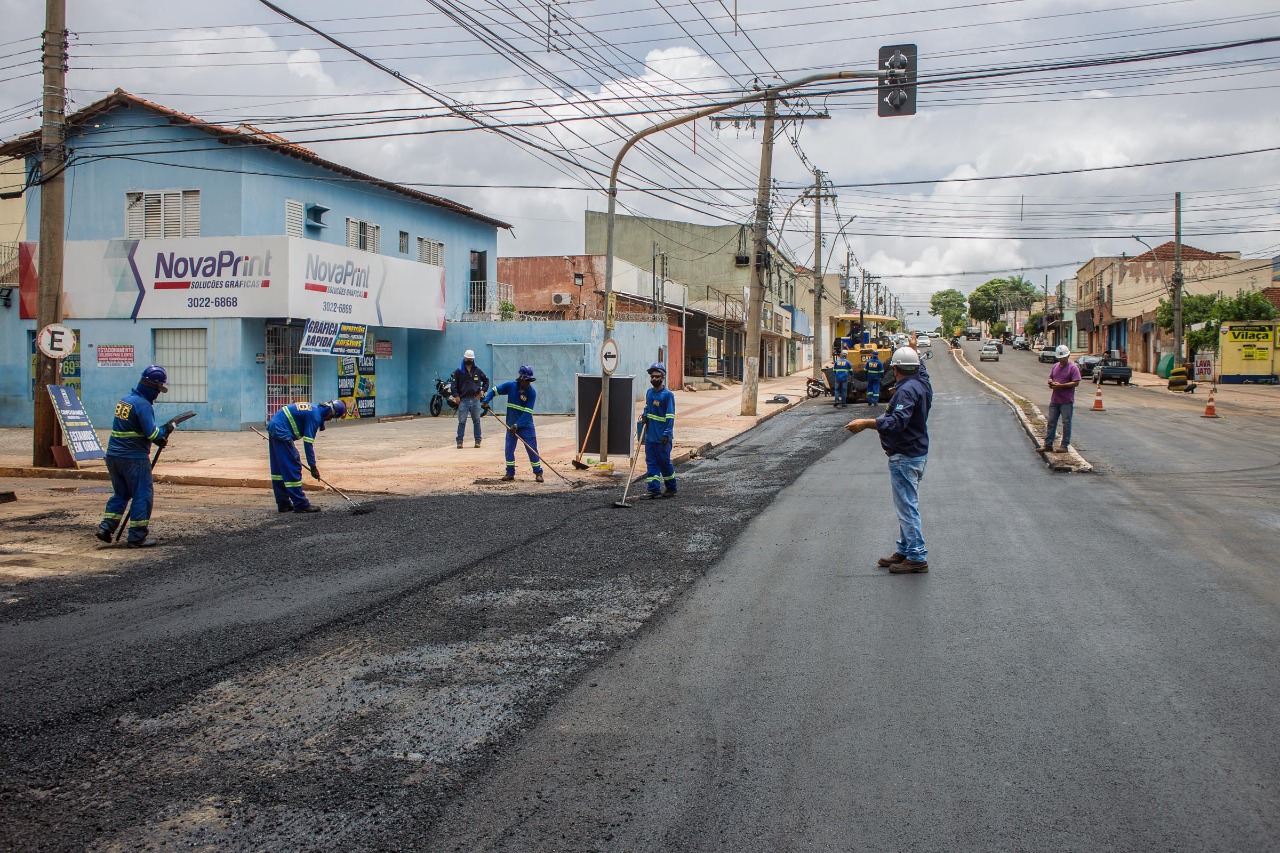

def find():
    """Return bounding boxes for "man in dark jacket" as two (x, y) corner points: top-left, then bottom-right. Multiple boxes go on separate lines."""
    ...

(451, 349), (489, 449)
(843, 346), (933, 573)
(96, 365), (170, 547)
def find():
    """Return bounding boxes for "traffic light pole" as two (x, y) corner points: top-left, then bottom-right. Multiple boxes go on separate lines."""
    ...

(33, 0), (68, 468)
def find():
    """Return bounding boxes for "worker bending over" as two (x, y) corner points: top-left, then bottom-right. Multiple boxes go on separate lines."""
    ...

(267, 399), (346, 513)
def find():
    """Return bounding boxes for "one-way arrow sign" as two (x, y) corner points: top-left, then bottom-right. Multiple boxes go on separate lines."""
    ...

(601, 338), (620, 376)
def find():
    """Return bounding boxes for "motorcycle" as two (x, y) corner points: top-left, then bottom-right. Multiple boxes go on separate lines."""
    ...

(430, 374), (459, 417)
(806, 376), (831, 399)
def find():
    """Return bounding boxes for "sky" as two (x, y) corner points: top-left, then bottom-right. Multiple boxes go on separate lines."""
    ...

(2, 0), (1278, 327)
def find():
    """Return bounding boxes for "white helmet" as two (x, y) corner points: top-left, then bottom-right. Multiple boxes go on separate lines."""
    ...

(1055, 344), (1071, 358)
(891, 346), (920, 367)
(463, 349), (475, 360)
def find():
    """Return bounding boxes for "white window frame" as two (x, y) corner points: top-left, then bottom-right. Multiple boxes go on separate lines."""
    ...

(154, 328), (208, 403)
(125, 190), (200, 239)
(345, 217), (380, 254)
(417, 236), (444, 266)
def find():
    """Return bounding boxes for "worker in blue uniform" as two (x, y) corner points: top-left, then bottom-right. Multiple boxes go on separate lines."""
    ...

(864, 351), (886, 408)
(267, 399), (346, 513)
(637, 362), (677, 499)
(483, 364), (544, 483)
(96, 365), (171, 547)
(832, 350), (853, 408)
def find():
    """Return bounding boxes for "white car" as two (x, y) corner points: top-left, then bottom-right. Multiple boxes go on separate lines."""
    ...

(979, 343), (1000, 361)
(916, 335), (930, 347)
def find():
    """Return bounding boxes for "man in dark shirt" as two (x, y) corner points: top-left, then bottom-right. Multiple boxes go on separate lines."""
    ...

(844, 346), (933, 573)
(450, 348), (489, 449)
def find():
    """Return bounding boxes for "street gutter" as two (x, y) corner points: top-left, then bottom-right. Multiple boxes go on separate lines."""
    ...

(950, 348), (1093, 473)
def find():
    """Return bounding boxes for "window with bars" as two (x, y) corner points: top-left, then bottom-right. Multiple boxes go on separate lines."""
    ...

(417, 236), (444, 266)
(345, 217), (380, 253)
(125, 190), (200, 239)
(285, 199), (304, 237)
(153, 328), (208, 403)
(399, 231), (409, 254)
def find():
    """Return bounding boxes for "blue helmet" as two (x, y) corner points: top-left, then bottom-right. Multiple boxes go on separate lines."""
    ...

(139, 365), (168, 392)
(323, 399), (347, 420)
(647, 362), (666, 376)
(517, 364), (536, 381)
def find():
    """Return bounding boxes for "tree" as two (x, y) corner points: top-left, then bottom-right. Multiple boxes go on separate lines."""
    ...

(929, 288), (967, 335)
(968, 277), (1037, 325)
(1156, 290), (1277, 354)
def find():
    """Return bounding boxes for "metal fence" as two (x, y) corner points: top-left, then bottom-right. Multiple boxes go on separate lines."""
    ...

(461, 280), (515, 321)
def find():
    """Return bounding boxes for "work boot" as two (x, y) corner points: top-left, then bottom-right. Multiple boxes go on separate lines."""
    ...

(876, 552), (905, 568)
(294, 504), (322, 513)
(95, 526), (114, 544)
(457, 441), (464, 449)
(277, 505), (292, 513)
(889, 559), (929, 574)
(662, 489), (677, 498)
(1056, 445), (1070, 452)
(642, 492), (663, 501)
(1040, 444), (1053, 452)
(501, 472), (515, 481)
(474, 439), (482, 448)
(535, 473), (544, 483)
(126, 538), (160, 548)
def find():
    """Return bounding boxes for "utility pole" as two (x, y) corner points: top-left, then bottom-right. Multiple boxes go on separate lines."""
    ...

(33, 0), (68, 468)
(740, 93), (777, 416)
(1173, 191), (1184, 365)
(811, 168), (824, 380)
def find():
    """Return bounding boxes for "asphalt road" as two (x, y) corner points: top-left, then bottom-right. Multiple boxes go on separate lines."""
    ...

(2, 350), (1277, 851)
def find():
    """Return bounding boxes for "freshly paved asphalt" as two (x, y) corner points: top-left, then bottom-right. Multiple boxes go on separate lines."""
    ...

(2, 349), (1276, 851)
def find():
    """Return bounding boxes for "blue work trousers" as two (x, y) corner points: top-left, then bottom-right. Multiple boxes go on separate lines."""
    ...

(1045, 402), (1074, 448)
(100, 455), (154, 543)
(888, 453), (928, 563)
(457, 397), (483, 443)
(644, 439), (676, 494)
(833, 378), (849, 407)
(504, 425), (542, 473)
(269, 436), (310, 510)
(866, 378), (882, 405)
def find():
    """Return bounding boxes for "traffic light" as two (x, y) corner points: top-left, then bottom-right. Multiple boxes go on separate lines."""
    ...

(877, 44), (917, 117)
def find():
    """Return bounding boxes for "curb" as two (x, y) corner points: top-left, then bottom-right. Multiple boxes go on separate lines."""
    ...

(0, 465), (324, 491)
(950, 349), (1093, 473)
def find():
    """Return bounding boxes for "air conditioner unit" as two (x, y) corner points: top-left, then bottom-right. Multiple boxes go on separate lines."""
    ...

(551, 292), (572, 306)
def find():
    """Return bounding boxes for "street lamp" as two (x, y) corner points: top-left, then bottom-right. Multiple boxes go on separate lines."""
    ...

(1134, 235), (1180, 364)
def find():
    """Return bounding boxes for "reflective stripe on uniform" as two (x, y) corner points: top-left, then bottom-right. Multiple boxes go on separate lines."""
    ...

(282, 407), (301, 439)
(103, 512), (122, 519)
(507, 403), (534, 414)
(128, 518), (149, 527)
(111, 430), (144, 438)
(270, 475), (283, 481)
(302, 436), (314, 444)
(284, 480), (303, 488)
(147, 426), (161, 440)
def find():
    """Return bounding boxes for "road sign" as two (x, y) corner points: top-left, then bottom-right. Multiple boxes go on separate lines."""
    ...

(37, 324), (77, 359)
(47, 384), (104, 464)
(601, 338), (620, 376)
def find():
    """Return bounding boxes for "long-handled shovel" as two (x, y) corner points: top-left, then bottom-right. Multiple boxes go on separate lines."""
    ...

(483, 408), (581, 488)
(613, 422), (646, 509)
(571, 391), (603, 470)
(114, 410), (196, 543)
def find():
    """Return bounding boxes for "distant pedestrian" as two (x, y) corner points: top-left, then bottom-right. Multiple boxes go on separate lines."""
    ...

(267, 399), (346, 513)
(1043, 344), (1081, 452)
(638, 363), (677, 499)
(843, 347), (933, 573)
(832, 351), (853, 408)
(451, 349), (489, 448)
(483, 364), (543, 482)
(95, 365), (171, 548)
(864, 351), (885, 408)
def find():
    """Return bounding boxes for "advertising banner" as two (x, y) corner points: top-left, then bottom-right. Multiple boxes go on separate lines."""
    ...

(299, 320), (367, 357)
(96, 345), (136, 367)
(47, 384), (105, 462)
(1194, 351), (1215, 382)
(338, 355), (376, 419)
(27, 237), (446, 330)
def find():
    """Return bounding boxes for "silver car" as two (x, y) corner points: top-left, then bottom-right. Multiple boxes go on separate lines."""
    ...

(979, 343), (1000, 362)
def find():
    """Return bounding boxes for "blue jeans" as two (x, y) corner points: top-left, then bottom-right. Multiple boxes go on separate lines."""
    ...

(457, 397), (483, 442)
(888, 454), (928, 563)
(1045, 402), (1073, 447)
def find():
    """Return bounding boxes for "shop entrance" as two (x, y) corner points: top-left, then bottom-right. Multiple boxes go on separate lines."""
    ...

(265, 322), (311, 421)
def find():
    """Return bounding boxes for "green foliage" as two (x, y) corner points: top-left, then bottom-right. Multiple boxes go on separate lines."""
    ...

(1155, 290), (1277, 352)
(500, 300), (516, 320)
(1025, 312), (1044, 334)
(991, 321), (1008, 338)
(929, 288), (968, 336)
(967, 277), (1038, 324)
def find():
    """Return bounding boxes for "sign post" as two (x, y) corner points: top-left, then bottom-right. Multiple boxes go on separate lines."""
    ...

(601, 338), (620, 376)
(37, 323), (77, 360)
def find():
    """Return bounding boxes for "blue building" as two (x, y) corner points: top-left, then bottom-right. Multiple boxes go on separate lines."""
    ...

(0, 90), (511, 430)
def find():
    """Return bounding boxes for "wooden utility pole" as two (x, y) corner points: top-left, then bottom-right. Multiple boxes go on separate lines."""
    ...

(812, 168), (824, 381)
(1173, 191), (1184, 365)
(740, 92), (776, 417)
(33, 0), (68, 467)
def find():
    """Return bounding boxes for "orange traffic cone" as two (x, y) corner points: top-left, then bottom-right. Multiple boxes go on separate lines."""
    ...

(1091, 387), (1105, 411)
(1202, 387), (1220, 418)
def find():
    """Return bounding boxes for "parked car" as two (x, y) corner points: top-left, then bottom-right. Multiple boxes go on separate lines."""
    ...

(985, 339), (1004, 354)
(1076, 354), (1105, 377)
(1093, 358), (1133, 386)
(1012, 335), (1028, 350)
(979, 343), (1000, 361)
(1037, 345), (1059, 364)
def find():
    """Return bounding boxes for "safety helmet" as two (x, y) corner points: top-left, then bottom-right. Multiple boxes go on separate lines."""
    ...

(323, 399), (347, 419)
(647, 362), (666, 375)
(517, 364), (536, 381)
(463, 349), (476, 360)
(1055, 344), (1071, 359)
(139, 364), (168, 392)
(890, 346), (920, 368)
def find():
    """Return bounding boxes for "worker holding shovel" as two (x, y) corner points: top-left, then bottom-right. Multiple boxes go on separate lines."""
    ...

(483, 364), (543, 483)
(639, 363), (677, 500)
(267, 399), (346, 513)
(95, 365), (172, 548)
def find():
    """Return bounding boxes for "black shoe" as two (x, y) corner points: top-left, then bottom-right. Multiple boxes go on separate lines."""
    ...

(662, 490), (677, 498)
(126, 538), (159, 548)
(277, 506), (292, 513)
(642, 492), (664, 500)
(294, 505), (322, 513)
(457, 442), (464, 449)
(474, 440), (482, 448)
(500, 473), (515, 481)
(95, 529), (113, 544)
